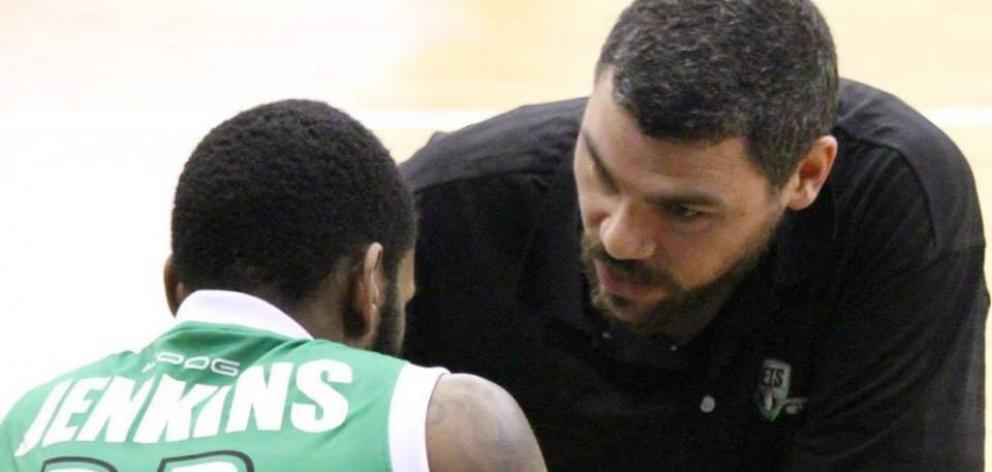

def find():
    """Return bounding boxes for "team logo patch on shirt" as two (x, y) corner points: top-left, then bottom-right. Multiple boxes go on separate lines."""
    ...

(755, 358), (807, 421)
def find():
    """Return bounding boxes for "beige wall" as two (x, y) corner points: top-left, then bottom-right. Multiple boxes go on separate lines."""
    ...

(1, 0), (989, 460)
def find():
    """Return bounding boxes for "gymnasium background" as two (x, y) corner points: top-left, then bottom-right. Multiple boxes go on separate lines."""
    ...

(2, 0), (990, 460)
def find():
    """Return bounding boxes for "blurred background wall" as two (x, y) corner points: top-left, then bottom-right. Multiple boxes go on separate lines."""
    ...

(2, 0), (989, 456)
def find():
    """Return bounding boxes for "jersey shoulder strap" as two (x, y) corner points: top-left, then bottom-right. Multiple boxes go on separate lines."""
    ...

(389, 364), (447, 472)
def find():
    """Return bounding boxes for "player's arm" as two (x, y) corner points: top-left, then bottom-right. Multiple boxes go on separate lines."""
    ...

(426, 373), (547, 472)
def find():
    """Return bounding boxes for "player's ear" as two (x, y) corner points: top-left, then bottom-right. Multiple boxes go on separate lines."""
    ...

(783, 135), (838, 210)
(345, 242), (385, 347)
(163, 255), (189, 315)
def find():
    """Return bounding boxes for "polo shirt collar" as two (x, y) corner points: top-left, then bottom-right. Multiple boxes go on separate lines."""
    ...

(174, 290), (314, 340)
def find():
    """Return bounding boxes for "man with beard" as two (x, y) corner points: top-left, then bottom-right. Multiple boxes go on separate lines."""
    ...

(400, 0), (986, 470)
(0, 100), (546, 471)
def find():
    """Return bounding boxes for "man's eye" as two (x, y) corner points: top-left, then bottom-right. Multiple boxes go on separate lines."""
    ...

(587, 162), (618, 193)
(667, 205), (702, 220)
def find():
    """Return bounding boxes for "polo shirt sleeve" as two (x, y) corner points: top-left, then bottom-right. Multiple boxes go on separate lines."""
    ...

(784, 137), (987, 471)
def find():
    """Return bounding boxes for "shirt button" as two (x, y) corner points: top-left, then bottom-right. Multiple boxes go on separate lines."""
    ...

(700, 395), (716, 413)
(601, 331), (612, 340)
(670, 344), (678, 352)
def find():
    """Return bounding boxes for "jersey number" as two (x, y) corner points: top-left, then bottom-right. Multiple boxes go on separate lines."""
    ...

(41, 451), (253, 472)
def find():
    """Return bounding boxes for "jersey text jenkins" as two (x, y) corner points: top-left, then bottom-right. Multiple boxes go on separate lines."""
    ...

(15, 356), (354, 456)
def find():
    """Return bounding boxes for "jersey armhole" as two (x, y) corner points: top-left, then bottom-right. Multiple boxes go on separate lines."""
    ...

(388, 364), (448, 472)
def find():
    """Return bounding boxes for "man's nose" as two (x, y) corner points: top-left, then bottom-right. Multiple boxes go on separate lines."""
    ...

(599, 203), (656, 261)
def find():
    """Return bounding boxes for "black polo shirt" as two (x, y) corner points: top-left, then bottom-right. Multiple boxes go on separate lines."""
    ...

(400, 79), (987, 471)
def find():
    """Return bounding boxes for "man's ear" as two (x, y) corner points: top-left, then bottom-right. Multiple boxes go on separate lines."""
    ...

(346, 242), (385, 346)
(783, 135), (838, 210)
(163, 255), (189, 316)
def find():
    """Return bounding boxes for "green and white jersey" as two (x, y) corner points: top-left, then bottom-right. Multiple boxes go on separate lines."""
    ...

(0, 290), (447, 471)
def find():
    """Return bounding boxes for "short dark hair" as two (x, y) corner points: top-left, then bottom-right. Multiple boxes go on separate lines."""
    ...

(596, 0), (838, 187)
(171, 99), (415, 307)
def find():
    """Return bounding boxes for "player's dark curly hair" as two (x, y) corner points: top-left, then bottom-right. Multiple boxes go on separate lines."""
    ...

(171, 99), (416, 308)
(596, 0), (838, 188)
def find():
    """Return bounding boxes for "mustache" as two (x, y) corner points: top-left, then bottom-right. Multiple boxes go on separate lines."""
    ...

(580, 233), (680, 289)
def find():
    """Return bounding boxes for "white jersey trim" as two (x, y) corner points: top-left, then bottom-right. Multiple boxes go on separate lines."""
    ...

(177, 290), (449, 470)
(174, 290), (314, 340)
(389, 364), (448, 472)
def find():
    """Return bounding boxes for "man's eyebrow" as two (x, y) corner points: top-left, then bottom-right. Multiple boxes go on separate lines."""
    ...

(581, 129), (725, 210)
(644, 191), (725, 210)
(581, 130), (618, 190)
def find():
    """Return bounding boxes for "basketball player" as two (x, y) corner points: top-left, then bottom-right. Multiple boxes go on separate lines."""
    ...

(1, 100), (546, 471)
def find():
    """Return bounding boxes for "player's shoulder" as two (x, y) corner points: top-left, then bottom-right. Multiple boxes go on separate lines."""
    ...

(13, 348), (139, 396)
(432, 373), (513, 404)
(401, 98), (587, 192)
(426, 373), (546, 472)
(1, 350), (137, 430)
(285, 338), (408, 372)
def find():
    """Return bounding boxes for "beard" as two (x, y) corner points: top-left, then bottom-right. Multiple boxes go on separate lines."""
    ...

(370, 282), (403, 356)
(580, 217), (778, 337)
(343, 277), (403, 357)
